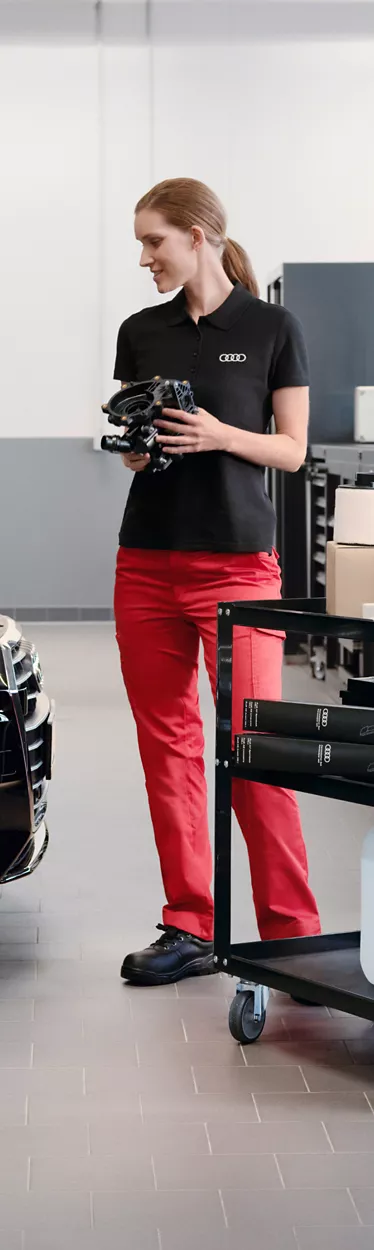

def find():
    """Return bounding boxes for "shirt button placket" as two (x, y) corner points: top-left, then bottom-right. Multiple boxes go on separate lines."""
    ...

(190, 326), (202, 380)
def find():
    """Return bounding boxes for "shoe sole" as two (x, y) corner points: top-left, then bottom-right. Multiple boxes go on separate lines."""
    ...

(121, 953), (217, 986)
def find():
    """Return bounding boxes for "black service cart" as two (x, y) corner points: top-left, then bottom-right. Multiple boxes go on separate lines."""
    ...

(214, 597), (374, 1043)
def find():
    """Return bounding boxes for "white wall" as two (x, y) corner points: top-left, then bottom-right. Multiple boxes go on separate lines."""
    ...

(0, 44), (99, 439)
(1, 36), (373, 441)
(100, 44), (155, 416)
(105, 39), (374, 323)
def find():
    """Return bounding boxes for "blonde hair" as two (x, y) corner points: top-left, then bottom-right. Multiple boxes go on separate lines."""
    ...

(135, 177), (259, 298)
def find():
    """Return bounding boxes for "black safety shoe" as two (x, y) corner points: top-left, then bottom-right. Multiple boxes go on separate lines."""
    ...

(121, 924), (215, 986)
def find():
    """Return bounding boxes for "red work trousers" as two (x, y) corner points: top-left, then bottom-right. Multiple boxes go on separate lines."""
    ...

(114, 547), (320, 942)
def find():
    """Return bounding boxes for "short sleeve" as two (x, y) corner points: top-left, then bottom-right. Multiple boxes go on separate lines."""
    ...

(269, 311), (310, 392)
(113, 321), (136, 381)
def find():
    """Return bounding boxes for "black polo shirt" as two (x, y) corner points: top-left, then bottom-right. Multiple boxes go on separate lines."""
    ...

(113, 282), (309, 552)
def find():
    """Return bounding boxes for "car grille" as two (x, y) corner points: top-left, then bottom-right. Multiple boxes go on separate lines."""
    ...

(10, 635), (49, 830)
(0, 615), (51, 882)
(11, 641), (38, 717)
(26, 715), (46, 809)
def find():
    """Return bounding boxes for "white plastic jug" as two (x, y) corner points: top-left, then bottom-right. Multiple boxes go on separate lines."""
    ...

(360, 828), (374, 984)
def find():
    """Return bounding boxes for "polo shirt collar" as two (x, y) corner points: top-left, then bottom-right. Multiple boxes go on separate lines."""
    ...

(165, 282), (253, 329)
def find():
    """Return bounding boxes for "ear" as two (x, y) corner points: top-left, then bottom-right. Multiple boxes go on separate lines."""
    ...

(191, 225), (205, 251)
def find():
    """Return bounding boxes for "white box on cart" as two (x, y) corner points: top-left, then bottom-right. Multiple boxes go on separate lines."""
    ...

(334, 485), (374, 546)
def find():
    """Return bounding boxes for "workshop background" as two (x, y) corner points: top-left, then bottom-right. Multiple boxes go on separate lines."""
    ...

(1, 0), (373, 616)
(1, 5), (374, 1250)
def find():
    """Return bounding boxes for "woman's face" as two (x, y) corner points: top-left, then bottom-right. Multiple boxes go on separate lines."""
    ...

(135, 208), (198, 293)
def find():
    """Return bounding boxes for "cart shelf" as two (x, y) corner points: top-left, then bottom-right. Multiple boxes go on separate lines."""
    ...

(227, 936), (374, 1021)
(232, 766), (374, 808)
(214, 596), (374, 1042)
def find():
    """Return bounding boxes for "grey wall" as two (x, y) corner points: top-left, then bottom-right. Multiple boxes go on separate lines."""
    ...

(0, 441), (129, 619)
(1, 1), (374, 42)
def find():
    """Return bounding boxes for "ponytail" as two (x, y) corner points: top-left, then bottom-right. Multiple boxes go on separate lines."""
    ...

(222, 236), (260, 298)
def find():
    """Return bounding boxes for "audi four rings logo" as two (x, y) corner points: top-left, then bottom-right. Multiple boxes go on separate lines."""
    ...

(219, 353), (247, 363)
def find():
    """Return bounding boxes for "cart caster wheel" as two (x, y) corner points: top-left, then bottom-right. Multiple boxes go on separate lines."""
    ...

(310, 655), (326, 680)
(313, 661), (326, 681)
(228, 991), (266, 1044)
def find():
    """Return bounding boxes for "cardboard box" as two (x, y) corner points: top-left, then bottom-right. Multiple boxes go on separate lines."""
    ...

(326, 542), (374, 617)
(334, 485), (374, 545)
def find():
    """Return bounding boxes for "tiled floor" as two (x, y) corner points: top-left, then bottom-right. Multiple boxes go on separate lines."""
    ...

(1, 622), (374, 1249)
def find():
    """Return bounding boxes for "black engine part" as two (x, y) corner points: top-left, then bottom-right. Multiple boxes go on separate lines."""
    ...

(101, 376), (197, 472)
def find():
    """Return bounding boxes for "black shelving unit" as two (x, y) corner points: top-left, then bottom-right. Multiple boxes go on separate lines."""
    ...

(267, 264), (374, 446)
(214, 596), (374, 1044)
(266, 264), (374, 655)
(307, 444), (374, 681)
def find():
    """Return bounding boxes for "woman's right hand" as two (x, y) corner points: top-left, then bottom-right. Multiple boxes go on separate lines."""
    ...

(121, 451), (150, 472)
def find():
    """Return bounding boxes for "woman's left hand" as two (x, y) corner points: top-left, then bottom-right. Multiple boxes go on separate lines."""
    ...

(155, 407), (227, 454)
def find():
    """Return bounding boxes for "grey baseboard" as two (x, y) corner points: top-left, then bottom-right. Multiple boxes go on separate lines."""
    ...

(2, 608), (115, 623)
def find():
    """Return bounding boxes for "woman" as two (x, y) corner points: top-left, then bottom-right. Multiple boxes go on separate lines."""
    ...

(113, 177), (320, 986)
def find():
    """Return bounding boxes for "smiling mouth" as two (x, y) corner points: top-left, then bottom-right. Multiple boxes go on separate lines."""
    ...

(152, 271), (163, 280)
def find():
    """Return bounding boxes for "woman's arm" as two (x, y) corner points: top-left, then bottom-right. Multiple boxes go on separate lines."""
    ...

(156, 386), (309, 473)
(221, 387), (309, 473)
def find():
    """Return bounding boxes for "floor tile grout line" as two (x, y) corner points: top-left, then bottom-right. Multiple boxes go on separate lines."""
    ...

(218, 1187), (229, 1229)
(292, 1225), (301, 1249)
(157, 1228), (163, 1250)
(181, 1018), (188, 1042)
(347, 1186), (363, 1225)
(274, 1153), (286, 1188)
(86, 1122), (92, 1157)
(89, 1190), (94, 1230)
(343, 1040), (354, 1063)
(139, 1092), (144, 1124)
(299, 1064), (311, 1093)
(240, 1043), (248, 1066)
(26, 1155), (31, 1193)
(281, 1018), (292, 1041)
(29, 1042), (34, 1070)
(135, 1041), (141, 1069)
(252, 1094), (261, 1123)
(82, 1066), (86, 1096)
(321, 1120), (335, 1152)
(204, 1122), (213, 1155)
(151, 1154), (158, 1191)
(24, 1095), (29, 1128)
(191, 1065), (199, 1094)
(364, 1091), (374, 1115)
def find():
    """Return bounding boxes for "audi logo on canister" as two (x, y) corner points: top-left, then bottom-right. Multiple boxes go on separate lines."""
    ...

(219, 353), (247, 363)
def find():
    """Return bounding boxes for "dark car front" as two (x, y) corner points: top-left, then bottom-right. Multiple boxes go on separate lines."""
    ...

(0, 615), (54, 883)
